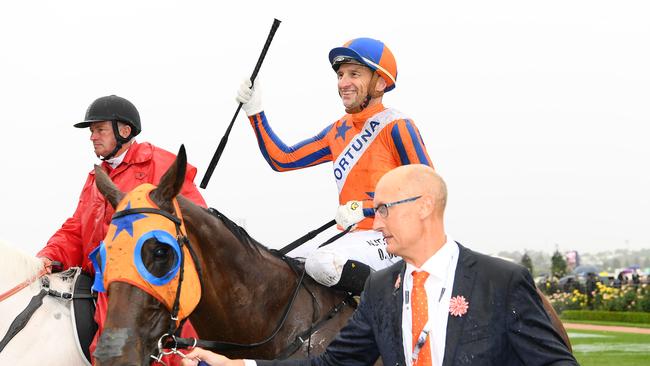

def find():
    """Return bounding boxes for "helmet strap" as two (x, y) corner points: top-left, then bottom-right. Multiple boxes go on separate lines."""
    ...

(100, 121), (132, 161)
(368, 72), (385, 99)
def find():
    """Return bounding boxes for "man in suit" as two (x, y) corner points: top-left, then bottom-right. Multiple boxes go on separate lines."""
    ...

(182, 164), (578, 366)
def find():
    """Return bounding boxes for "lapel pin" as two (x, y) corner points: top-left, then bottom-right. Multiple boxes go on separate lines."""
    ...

(394, 274), (401, 290)
(449, 295), (469, 317)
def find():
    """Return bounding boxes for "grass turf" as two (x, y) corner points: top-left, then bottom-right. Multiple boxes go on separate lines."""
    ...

(569, 329), (650, 366)
(563, 318), (650, 329)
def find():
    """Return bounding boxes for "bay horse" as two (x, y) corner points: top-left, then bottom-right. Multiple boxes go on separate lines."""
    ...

(0, 240), (91, 365)
(92, 146), (355, 365)
(92, 146), (571, 365)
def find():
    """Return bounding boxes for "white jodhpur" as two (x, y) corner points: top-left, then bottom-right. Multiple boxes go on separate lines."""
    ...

(305, 230), (399, 287)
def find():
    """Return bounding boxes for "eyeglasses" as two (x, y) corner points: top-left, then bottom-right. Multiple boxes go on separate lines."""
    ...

(373, 195), (422, 218)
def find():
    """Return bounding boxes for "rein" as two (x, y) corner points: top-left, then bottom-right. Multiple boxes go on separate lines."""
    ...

(165, 254), (353, 359)
(275, 295), (353, 359)
(276, 219), (336, 256)
(164, 257), (308, 353)
(0, 289), (49, 352)
(276, 218), (354, 256)
(0, 267), (48, 302)
(158, 208), (353, 358)
(0, 268), (48, 352)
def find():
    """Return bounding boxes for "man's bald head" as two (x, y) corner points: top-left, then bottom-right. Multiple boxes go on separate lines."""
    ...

(376, 164), (447, 218)
(373, 164), (448, 266)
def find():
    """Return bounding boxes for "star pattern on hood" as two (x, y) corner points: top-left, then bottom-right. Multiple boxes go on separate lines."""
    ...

(111, 202), (147, 240)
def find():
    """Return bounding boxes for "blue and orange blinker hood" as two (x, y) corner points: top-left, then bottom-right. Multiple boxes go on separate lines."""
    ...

(89, 183), (201, 324)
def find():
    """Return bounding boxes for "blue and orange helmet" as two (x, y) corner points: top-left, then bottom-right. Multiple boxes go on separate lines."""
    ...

(329, 37), (398, 92)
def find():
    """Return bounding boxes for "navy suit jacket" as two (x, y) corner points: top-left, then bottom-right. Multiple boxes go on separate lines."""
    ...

(258, 243), (578, 366)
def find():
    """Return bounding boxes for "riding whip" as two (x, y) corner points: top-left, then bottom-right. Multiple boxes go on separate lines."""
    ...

(200, 18), (281, 189)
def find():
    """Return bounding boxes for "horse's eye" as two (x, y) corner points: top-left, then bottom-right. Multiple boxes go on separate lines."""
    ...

(141, 239), (179, 278)
(153, 245), (169, 259)
(136, 231), (180, 282)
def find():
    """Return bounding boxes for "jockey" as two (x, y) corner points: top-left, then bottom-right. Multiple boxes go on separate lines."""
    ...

(37, 95), (206, 365)
(236, 37), (433, 295)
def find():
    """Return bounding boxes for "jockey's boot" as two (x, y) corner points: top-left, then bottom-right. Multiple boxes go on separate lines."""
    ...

(332, 260), (371, 296)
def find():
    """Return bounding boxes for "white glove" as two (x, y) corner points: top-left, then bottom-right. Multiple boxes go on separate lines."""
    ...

(236, 78), (263, 116)
(335, 200), (366, 229)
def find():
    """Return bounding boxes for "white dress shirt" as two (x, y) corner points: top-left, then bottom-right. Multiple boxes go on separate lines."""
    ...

(105, 146), (129, 168)
(402, 237), (459, 366)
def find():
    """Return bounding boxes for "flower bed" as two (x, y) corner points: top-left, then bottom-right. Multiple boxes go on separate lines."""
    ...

(546, 283), (649, 314)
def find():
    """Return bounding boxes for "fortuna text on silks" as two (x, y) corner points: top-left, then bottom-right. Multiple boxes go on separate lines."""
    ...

(89, 183), (201, 326)
(333, 108), (406, 193)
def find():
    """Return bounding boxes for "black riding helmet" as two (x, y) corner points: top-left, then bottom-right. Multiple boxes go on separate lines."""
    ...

(74, 95), (141, 160)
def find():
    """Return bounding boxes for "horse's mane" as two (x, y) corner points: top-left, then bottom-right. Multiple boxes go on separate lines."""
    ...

(204, 208), (306, 272)
(206, 208), (269, 255)
(0, 240), (44, 291)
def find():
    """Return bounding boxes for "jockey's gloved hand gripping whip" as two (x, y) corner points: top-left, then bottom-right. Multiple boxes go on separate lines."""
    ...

(237, 78), (263, 116)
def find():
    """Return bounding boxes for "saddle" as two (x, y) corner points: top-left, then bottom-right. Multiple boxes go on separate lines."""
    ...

(71, 270), (98, 364)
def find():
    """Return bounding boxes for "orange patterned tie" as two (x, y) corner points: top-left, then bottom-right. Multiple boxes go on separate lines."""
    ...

(412, 271), (432, 366)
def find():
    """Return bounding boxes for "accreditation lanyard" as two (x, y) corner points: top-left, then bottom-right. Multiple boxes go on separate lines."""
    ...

(411, 318), (433, 364)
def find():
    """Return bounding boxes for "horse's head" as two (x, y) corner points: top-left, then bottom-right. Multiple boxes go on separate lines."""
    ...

(92, 145), (202, 365)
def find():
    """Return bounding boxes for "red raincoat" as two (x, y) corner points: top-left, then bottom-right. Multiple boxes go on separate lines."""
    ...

(38, 141), (206, 365)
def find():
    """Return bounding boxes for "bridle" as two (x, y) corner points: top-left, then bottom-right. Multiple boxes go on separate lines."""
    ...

(112, 205), (202, 328)
(108, 204), (202, 363)
(109, 203), (308, 363)
(112, 205), (350, 363)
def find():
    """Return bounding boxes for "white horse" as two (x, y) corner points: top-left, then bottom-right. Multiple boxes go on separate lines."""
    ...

(0, 240), (89, 365)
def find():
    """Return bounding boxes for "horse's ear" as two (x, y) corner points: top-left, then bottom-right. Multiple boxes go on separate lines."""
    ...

(94, 165), (125, 209)
(151, 145), (187, 208)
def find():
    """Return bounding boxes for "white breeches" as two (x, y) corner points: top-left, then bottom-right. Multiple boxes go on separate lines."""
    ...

(305, 230), (400, 287)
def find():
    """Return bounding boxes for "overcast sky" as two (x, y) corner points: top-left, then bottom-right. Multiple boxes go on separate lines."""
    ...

(1, 1), (648, 258)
